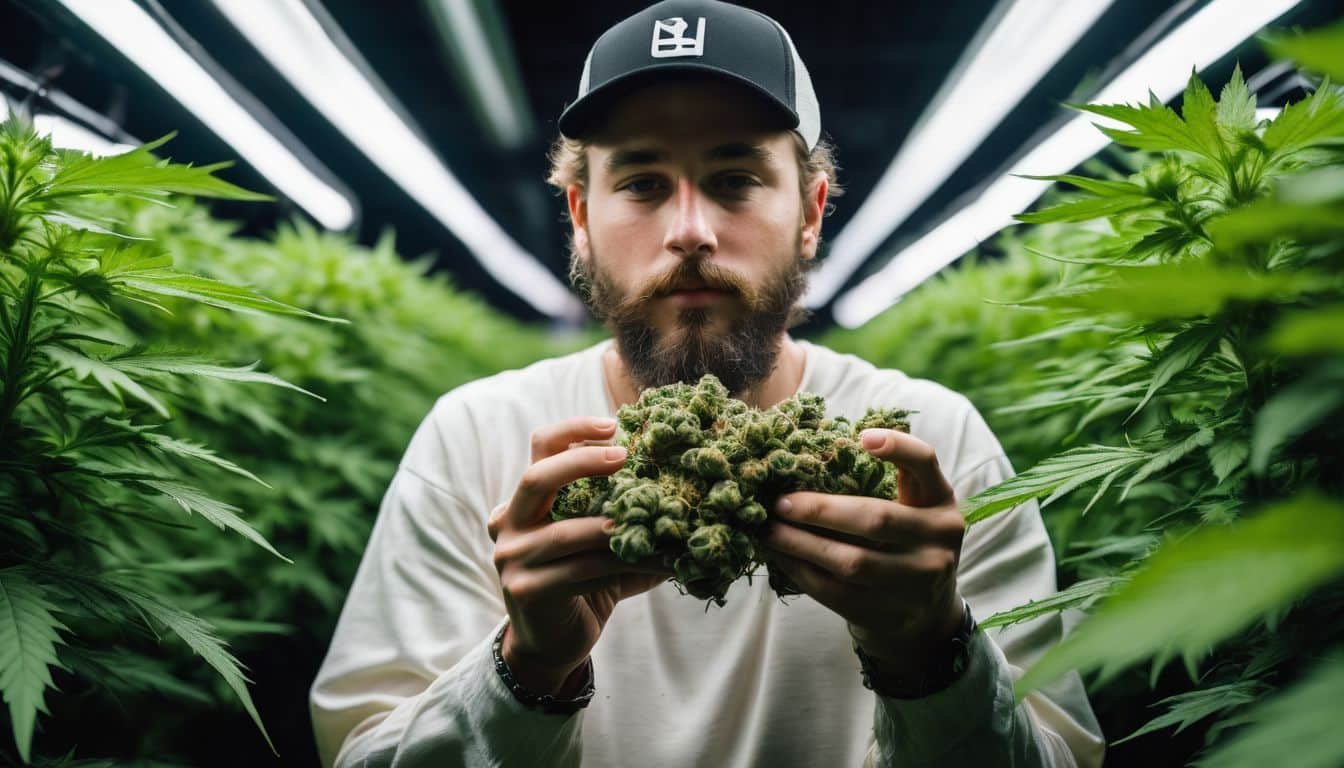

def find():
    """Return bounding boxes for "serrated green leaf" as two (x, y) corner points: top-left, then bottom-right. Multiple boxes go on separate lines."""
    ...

(1076, 96), (1211, 158)
(0, 568), (71, 764)
(1216, 65), (1257, 140)
(1117, 679), (1262, 745)
(1197, 653), (1344, 768)
(962, 445), (1150, 524)
(41, 344), (170, 417)
(100, 578), (278, 757)
(979, 575), (1126, 631)
(142, 432), (271, 488)
(1250, 364), (1344, 473)
(43, 133), (271, 202)
(1182, 69), (1226, 162)
(61, 646), (213, 706)
(138, 479), (292, 563)
(1207, 438), (1249, 484)
(106, 353), (324, 401)
(1016, 493), (1344, 697)
(1119, 427), (1214, 500)
(1015, 193), (1153, 224)
(117, 270), (347, 323)
(1261, 78), (1344, 161)
(1131, 324), (1222, 418)
(1023, 261), (1333, 321)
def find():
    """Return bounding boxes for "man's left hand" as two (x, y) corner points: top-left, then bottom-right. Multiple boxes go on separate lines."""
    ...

(761, 428), (966, 672)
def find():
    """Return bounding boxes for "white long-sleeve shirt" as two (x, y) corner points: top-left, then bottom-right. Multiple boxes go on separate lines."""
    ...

(310, 337), (1105, 768)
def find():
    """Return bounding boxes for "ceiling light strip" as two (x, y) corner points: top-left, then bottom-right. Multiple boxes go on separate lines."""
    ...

(210, 0), (580, 319)
(832, 0), (1304, 329)
(56, 0), (357, 230)
(805, 0), (1115, 309)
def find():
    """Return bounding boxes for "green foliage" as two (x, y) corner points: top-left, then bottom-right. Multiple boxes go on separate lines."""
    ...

(824, 24), (1344, 765)
(0, 118), (319, 762)
(0, 113), (586, 764)
(552, 374), (909, 604)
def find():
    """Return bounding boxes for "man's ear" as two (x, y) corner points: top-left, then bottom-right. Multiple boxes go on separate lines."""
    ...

(566, 183), (591, 259)
(800, 174), (828, 261)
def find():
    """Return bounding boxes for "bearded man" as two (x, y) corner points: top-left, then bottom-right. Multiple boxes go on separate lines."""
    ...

(311, 2), (1104, 766)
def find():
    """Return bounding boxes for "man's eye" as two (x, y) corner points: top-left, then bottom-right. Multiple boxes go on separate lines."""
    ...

(621, 178), (663, 195)
(716, 174), (760, 193)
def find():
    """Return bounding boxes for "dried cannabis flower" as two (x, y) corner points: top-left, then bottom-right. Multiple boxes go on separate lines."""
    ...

(552, 374), (911, 606)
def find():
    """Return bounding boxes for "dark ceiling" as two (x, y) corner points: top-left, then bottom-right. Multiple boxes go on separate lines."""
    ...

(2, 0), (1341, 328)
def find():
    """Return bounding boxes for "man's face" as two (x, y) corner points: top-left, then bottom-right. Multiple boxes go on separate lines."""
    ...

(566, 78), (827, 395)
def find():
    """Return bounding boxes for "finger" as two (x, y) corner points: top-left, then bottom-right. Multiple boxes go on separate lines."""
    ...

(531, 416), (619, 463)
(487, 502), (507, 542)
(762, 520), (933, 587)
(774, 492), (939, 546)
(507, 444), (628, 528)
(494, 516), (614, 566)
(770, 553), (856, 617)
(507, 552), (669, 601)
(859, 429), (956, 506)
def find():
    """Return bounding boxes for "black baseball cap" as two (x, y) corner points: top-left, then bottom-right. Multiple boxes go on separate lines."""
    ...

(557, 0), (822, 150)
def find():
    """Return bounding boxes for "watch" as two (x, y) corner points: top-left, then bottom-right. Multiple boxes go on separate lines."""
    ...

(492, 622), (596, 715)
(853, 599), (977, 699)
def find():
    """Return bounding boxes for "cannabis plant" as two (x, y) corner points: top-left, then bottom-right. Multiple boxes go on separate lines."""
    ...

(552, 373), (910, 604)
(0, 116), (341, 765)
(944, 28), (1344, 767)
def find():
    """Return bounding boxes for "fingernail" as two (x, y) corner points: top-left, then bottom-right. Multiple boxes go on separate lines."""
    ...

(860, 430), (884, 450)
(605, 446), (628, 462)
(596, 418), (617, 431)
(774, 497), (791, 515)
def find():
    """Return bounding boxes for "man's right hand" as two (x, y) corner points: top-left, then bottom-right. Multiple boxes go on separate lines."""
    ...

(487, 416), (671, 697)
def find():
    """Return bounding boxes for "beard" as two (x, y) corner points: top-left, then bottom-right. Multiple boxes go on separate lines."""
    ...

(568, 236), (814, 396)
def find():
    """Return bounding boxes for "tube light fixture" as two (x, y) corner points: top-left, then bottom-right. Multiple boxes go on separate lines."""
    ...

(424, 0), (536, 150)
(55, 0), (357, 231)
(209, 0), (582, 320)
(832, 0), (1305, 329)
(805, 0), (1115, 309)
(0, 101), (137, 156)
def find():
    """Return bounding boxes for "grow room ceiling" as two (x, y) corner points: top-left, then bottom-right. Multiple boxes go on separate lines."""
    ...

(1, 0), (1341, 327)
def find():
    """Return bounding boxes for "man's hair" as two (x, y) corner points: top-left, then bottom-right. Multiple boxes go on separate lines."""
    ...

(545, 131), (845, 224)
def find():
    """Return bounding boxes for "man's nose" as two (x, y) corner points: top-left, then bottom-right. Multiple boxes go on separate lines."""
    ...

(663, 176), (716, 257)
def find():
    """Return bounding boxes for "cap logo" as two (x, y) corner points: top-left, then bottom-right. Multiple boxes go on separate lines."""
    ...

(650, 17), (706, 58)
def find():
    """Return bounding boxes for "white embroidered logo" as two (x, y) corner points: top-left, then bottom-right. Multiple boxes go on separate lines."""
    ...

(650, 16), (706, 58)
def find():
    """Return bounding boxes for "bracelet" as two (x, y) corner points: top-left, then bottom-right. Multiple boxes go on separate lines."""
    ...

(491, 622), (595, 715)
(854, 599), (978, 699)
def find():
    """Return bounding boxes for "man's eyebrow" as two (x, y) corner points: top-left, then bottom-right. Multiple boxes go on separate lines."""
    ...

(602, 142), (776, 174)
(703, 142), (775, 164)
(604, 148), (666, 175)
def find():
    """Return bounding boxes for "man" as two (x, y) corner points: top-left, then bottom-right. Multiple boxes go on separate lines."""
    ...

(310, 1), (1105, 766)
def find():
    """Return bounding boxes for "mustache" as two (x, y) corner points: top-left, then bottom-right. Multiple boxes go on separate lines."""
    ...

(635, 261), (758, 307)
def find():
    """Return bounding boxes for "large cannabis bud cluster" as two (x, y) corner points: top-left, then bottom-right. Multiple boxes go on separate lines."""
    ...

(552, 374), (910, 605)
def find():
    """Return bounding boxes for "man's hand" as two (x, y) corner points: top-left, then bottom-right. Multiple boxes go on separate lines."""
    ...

(761, 428), (966, 674)
(487, 416), (672, 696)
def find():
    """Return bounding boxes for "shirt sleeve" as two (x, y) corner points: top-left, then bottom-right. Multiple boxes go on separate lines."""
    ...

(865, 408), (1107, 768)
(308, 442), (585, 767)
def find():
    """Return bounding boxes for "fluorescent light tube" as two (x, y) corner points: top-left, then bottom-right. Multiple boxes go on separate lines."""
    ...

(1, 101), (137, 156)
(832, 0), (1305, 329)
(806, 0), (1114, 309)
(56, 0), (357, 231)
(210, 0), (581, 320)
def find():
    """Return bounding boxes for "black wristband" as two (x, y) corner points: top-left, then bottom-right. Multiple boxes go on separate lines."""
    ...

(854, 599), (978, 699)
(491, 622), (595, 716)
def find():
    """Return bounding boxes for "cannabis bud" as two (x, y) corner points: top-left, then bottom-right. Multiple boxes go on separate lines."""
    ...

(552, 374), (910, 606)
